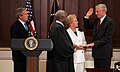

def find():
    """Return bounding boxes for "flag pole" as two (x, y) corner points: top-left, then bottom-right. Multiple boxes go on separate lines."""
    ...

(25, 0), (38, 72)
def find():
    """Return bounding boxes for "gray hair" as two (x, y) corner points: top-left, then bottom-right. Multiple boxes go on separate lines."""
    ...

(96, 4), (107, 12)
(54, 10), (67, 20)
(16, 7), (26, 18)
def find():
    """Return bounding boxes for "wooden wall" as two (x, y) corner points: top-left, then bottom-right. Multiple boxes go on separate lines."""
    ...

(0, 0), (120, 48)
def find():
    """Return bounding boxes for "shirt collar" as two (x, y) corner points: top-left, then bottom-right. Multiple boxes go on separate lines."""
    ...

(100, 15), (106, 24)
(18, 19), (25, 25)
(56, 20), (64, 26)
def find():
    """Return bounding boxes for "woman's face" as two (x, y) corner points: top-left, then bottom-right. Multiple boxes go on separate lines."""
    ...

(70, 17), (78, 28)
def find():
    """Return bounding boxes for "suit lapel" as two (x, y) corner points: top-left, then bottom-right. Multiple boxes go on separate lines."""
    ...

(94, 19), (100, 36)
(17, 20), (28, 33)
(94, 17), (107, 37)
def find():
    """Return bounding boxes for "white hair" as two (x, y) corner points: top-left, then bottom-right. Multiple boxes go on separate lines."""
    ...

(96, 4), (107, 12)
(55, 10), (67, 20)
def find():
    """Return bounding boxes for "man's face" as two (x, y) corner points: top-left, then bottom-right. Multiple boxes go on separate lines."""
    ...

(19, 10), (28, 22)
(95, 7), (105, 18)
(61, 14), (68, 25)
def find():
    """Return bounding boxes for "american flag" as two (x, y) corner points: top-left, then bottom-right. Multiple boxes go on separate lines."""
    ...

(25, 0), (35, 36)
(50, 0), (60, 24)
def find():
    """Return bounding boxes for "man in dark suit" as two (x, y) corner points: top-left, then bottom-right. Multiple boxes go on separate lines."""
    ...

(83, 4), (115, 69)
(46, 10), (75, 72)
(10, 7), (29, 72)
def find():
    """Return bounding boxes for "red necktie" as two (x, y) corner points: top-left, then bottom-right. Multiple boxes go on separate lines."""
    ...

(96, 20), (100, 30)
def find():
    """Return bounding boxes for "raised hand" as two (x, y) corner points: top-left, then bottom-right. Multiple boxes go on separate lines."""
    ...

(86, 8), (94, 17)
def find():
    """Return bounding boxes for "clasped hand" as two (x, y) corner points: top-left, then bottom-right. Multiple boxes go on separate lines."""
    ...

(73, 44), (86, 50)
(73, 42), (95, 50)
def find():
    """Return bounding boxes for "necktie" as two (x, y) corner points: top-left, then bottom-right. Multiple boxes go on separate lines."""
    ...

(96, 20), (100, 30)
(24, 23), (28, 31)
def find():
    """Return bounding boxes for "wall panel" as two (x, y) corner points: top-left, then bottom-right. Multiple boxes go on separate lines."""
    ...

(0, 0), (120, 48)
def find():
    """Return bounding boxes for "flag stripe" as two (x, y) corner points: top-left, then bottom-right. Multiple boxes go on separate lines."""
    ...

(25, 0), (35, 36)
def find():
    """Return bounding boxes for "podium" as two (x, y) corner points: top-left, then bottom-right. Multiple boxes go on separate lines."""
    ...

(10, 37), (53, 72)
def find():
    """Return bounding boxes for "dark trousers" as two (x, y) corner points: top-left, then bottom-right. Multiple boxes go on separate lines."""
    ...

(94, 58), (111, 69)
(14, 62), (26, 72)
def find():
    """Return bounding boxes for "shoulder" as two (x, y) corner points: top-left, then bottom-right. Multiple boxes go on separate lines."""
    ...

(104, 16), (115, 27)
(106, 16), (114, 27)
(50, 22), (63, 33)
(10, 20), (22, 29)
(13, 20), (22, 26)
(105, 16), (113, 22)
(53, 22), (64, 30)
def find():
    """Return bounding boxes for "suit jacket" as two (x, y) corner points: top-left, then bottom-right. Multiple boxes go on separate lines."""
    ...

(67, 28), (86, 63)
(46, 21), (75, 72)
(83, 16), (115, 59)
(10, 20), (29, 62)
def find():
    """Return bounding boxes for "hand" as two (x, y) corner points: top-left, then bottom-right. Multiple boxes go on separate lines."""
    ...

(86, 43), (95, 48)
(83, 45), (89, 49)
(86, 8), (94, 17)
(73, 44), (77, 49)
(76, 45), (84, 50)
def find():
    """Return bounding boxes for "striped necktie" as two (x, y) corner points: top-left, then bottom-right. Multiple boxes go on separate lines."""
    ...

(24, 23), (28, 31)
